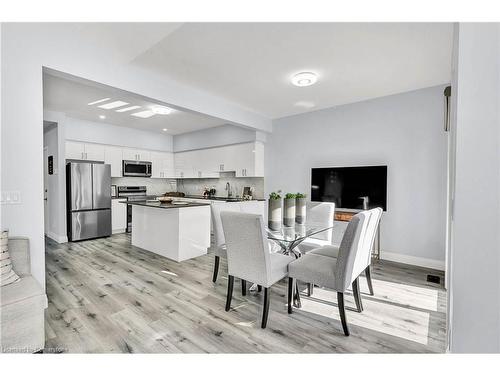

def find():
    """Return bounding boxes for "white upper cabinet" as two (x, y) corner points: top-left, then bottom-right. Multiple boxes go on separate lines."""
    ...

(233, 142), (264, 177)
(122, 148), (151, 162)
(65, 141), (85, 160)
(104, 146), (123, 177)
(65, 141), (105, 162)
(151, 151), (175, 179)
(84, 143), (105, 162)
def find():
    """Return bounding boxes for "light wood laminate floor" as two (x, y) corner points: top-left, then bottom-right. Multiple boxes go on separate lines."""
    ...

(44, 234), (446, 353)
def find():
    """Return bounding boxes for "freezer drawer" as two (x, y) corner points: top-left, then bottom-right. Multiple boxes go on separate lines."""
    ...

(69, 209), (111, 241)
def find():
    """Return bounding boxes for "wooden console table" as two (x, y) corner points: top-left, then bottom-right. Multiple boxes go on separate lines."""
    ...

(334, 209), (381, 260)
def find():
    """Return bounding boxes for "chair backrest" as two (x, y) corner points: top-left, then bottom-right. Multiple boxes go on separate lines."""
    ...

(220, 211), (271, 285)
(306, 202), (335, 241)
(334, 211), (371, 291)
(239, 201), (265, 216)
(211, 202), (242, 248)
(363, 208), (383, 264)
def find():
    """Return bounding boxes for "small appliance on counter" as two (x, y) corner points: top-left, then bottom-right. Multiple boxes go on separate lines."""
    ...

(202, 186), (216, 198)
(66, 162), (112, 241)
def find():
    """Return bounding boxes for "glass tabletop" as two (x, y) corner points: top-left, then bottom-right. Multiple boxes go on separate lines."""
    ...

(266, 222), (335, 243)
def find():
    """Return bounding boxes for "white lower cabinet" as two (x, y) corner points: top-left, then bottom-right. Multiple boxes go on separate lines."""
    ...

(111, 199), (127, 234)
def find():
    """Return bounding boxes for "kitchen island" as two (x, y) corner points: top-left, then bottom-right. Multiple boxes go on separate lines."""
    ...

(124, 201), (211, 262)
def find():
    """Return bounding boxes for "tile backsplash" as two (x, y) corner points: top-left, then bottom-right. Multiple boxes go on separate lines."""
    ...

(176, 173), (264, 199)
(112, 173), (264, 199)
(111, 177), (177, 196)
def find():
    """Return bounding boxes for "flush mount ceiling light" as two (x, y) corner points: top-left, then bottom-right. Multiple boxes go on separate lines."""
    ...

(291, 72), (318, 87)
(151, 105), (173, 115)
(294, 101), (316, 109)
(88, 98), (110, 106)
(99, 115), (106, 120)
(131, 110), (155, 119)
(116, 105), (141, 113)
(98, 100), (129, 110)
(162, 128), (168, 132)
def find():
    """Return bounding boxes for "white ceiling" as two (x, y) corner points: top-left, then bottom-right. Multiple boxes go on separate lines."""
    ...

(43, 73), (227, 135)
(132, 23), (453, 118)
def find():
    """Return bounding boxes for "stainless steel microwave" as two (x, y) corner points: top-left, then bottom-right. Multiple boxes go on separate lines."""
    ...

(122, 160), (152, 177)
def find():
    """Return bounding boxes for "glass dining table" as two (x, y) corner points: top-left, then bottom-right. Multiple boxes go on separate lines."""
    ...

(264, 222), (337, 307)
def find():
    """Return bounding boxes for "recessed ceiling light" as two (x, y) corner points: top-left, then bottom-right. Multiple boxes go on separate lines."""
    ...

(116, 105), (141, 113)
(88, 98), (110, 106)
(162, 128), (168, 132)
(99, 115), (106, 120)
(291, 72), (318, 87)
(151, 106), (173, 115)
(98, 100), (129, 109)
(131, 110), (155, 119)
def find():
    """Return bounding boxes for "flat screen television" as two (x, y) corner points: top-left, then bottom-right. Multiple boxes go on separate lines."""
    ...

(311, 166), (387, 211)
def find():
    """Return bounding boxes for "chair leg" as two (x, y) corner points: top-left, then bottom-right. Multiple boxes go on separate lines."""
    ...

(225, 275), (234, 311)
(212, 256), (220, 282)
(307, 283), (314, 297)
(262, 287), (270, 328)
(257, 285), (262, 292)
(352, 277), (363, 313)
(287, 278), (294, 314)
(337, 292), (350, 336)
(365, 266), (374, 296)
(241, 279), (247, 296)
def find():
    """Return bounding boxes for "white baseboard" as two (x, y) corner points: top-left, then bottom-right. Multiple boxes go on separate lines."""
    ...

(112, 228), (126, 234)
(380, 251), (445, 271)
(46, 231), (68, 244)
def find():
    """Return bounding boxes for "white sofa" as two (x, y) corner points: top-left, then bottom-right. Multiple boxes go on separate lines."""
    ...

(0, 237), (47, 353)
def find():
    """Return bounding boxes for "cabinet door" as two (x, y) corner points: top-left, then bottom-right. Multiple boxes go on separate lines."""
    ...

(66, 141), (85, 160)
(150, 151), (171, 178)
(104, 146), (123, 177)
(137, 150), (151, 162)
(162, 152), (175, 178)
(84, 143), (105, 162)
(111, 199), (127, 233)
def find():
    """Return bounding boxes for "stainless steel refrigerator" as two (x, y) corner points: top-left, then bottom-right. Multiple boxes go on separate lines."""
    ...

(66, 162), (112, 241)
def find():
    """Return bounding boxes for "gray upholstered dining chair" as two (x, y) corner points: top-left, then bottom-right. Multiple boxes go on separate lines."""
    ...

(296, 202), (336, 253)
(287, 211), (370, 336)
(220, 211), (294, 328)
(309, 207), (382, 298)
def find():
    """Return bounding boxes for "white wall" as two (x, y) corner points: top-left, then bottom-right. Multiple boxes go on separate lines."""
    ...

(449, 23), (500, 353)
(266, 85), (448, 269)
(63, 115), (174, 152)
(173, 124), (265, 152)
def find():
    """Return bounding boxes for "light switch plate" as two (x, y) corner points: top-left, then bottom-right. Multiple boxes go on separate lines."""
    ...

(0, 191), (22, 204)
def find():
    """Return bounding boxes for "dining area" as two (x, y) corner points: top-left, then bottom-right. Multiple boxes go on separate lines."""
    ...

(210, 197), (383, 335)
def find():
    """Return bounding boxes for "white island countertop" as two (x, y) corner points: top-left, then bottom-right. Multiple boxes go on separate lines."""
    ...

(125, 201), (211, 262)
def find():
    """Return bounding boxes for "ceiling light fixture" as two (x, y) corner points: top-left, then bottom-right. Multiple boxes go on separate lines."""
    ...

(131, 110), (155, 119)
(291, 72), (318, 87)
(99, 115), (106, 120)
(88, 98), (111, 106)
(116, 105), (141, 113)
(151, 105), (173, 115)
(162, 128), (168, 132)
(98, 100), (129, 110)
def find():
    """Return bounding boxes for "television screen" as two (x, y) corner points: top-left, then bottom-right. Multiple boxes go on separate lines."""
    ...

(311, 166), (387, 211)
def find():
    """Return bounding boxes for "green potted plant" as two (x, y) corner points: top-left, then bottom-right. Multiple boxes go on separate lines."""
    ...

(268, 190), (282, 231)
(283, 193), (297, 227)
(295, 193), (307, 224)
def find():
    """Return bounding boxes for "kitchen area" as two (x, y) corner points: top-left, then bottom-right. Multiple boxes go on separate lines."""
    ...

(43, 71), (265, 263)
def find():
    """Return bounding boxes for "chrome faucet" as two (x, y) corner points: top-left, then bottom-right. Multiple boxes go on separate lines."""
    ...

(225, 182), (232, 198)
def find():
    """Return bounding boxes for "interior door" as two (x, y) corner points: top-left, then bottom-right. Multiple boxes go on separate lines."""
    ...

(70, 162), (92, 211)
(92, 164), (111, 209)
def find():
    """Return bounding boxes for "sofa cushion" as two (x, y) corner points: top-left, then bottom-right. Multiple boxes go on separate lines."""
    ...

(1, 231), (20, 286)
(1, 275), (47, 310)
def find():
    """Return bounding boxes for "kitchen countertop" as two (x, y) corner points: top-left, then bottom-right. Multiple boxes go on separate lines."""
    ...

(121, 200), (211, 209)
(181, 195), (266, 202)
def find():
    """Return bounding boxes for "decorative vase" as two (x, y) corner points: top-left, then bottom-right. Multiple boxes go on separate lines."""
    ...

(283, 198), (296, 227)
(296, 197), (307, 224)
(268, 199), (282, 231)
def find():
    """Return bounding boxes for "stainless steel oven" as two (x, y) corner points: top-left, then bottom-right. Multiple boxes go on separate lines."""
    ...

(122, 160), (152, 177)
